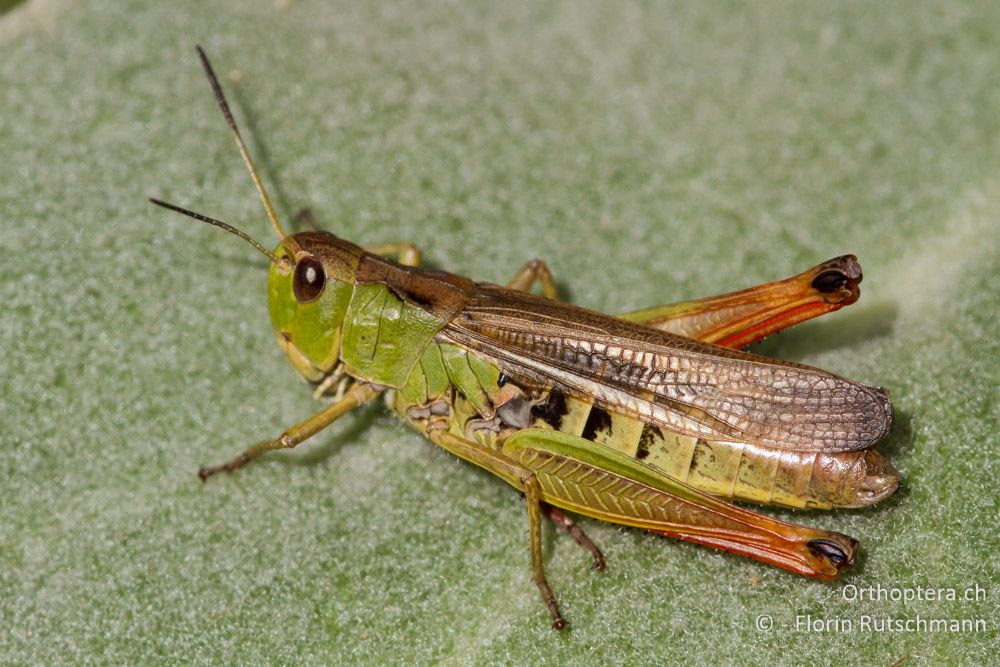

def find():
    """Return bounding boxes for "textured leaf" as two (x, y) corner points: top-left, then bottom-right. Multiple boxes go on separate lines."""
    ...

(2, 1), (997, 664)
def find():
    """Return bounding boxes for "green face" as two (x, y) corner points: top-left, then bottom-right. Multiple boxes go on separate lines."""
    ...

(268, 241), (354, 382)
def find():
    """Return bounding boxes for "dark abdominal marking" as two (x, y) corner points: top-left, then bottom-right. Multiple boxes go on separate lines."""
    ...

(531, 390), (568, 430)
(636, 424), (662, 460)
(689, 438), (711, 472)
(581, 406), (613, 441)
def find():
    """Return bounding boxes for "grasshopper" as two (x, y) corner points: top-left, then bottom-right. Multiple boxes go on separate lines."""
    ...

(151, 48), (897, 629)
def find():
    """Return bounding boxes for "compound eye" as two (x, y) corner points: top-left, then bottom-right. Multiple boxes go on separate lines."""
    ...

(293, 255), (326, 303)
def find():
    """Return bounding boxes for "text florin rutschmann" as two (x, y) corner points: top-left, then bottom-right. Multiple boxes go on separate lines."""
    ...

(795, 614), (987, 634)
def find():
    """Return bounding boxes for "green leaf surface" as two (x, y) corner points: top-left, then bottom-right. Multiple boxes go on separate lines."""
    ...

(2, 1), (997, 664)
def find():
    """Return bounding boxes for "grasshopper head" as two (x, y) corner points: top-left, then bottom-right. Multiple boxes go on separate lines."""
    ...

(151, 50), (370, 386)
(268, 232), (364, 383)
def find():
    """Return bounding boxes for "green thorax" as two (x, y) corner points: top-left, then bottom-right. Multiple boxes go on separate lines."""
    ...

(341, 282), (446, 386)
(394, 341), (505, 418)
(340, 253), (476, 387)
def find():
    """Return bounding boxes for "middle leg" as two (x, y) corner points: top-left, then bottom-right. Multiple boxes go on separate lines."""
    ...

(428, 429), (568, 629)
(365, 242), (422, 267)
(506, 259), (559, 299)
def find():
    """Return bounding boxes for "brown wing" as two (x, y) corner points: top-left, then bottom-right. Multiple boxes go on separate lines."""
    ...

(440, 284), (892, 452)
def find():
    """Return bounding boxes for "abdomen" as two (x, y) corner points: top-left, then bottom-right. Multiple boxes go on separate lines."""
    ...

(528, 391), (898, 509)
(388, 343), (898, 510)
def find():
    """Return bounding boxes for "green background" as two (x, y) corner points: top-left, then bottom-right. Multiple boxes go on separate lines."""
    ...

(2, 1), (997, 664)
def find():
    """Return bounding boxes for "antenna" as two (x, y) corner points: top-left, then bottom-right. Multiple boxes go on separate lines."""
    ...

(149, 198), (279, 264)
(195, 45), (288, 240)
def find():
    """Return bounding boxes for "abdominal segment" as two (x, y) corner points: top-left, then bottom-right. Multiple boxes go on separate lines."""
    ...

(529, 391), (898, 510)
